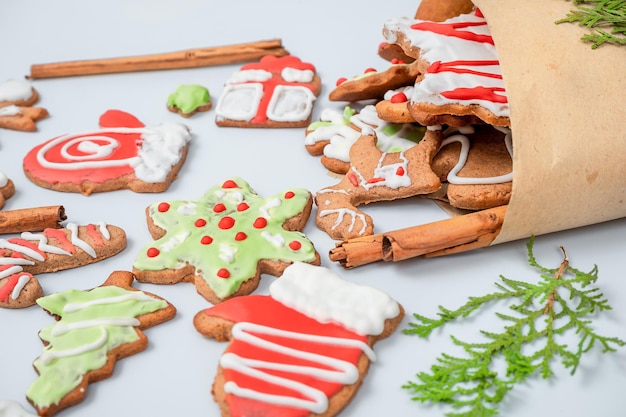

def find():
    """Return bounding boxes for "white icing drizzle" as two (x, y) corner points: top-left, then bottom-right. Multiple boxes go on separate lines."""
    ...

(20, 232), (72, 256)
(227, 69), (273, 84)
(66, 223), (96, 258)
(176, 202), (197, 215)
(0, 400), (39, 417)
(219, 243), (238, 263)
(11, 275), (30, 300)
(63, 291), (157, 313)
(215, 84), (264, 121)
(160, 231), (190, 252)
(351, 150), (411, 191)
(0, 105), (22, 117)
(259, 197), (281, 218)
(260, 231), (285, 247)
(0, 239), (45, 261)
(51, 317), (140, 337)
(318, 207), (367, 236)
(39, 327), (108, 365)
(441, 126), (513, 185)
(221, 321), (375, 413)
(0, 265), (23, 279)
(266, 85), (316, 122)
(281, 67), (314, 83)
(97, 221), (111, 240)
(35, 123), (190, 183)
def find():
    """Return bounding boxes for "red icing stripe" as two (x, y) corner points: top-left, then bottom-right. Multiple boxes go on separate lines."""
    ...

(410, 20), (494, 45)
(86, 224), (105, 246)
(43, 228), (76, 253)
(0, 273), (31, 302)
(7, 238), (46, 259)
(440, 86), (508, 104)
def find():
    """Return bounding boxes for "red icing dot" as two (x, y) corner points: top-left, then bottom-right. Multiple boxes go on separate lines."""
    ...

(253, 217), (268, 229)
(364, 67), (377, 73)
(396, 166), (405, 176)
(195, 218), (207, 227)
(235, 232), (247, 241)
(157, 202), (170, 212)
(347, 172), (359, 187)
(201, 236), (213, 245)
(237, 202), (249, 212)
(147, 247), (160, 258)
(222, 180), (239, 189)
(214, 203), (226, 213)
(336, 77), (347, 86)
(218, 216), (235, 229)
(284, 191), (295, 199)
(217, 268), (230, 279)
(289, 241), (302, 251)
(390, 92), (408, 103)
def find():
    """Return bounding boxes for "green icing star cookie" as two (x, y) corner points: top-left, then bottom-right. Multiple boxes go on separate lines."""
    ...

(133, 177), (320, 304)
(166, 84), (212, 117)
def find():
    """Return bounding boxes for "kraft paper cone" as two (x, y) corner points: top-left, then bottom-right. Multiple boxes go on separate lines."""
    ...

(471, 0), (626, 244)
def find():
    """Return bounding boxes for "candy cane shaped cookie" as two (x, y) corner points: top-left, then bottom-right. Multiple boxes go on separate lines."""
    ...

(0, 222), (126, 309)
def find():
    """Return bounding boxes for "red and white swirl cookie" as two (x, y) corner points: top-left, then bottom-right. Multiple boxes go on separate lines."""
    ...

(23, 110), (191, 195)
(0, 222), (127, 309)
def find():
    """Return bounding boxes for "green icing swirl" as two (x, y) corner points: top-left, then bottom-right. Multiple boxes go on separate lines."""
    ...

(27, 286), (168, 408)
(133, 177), (317, 299)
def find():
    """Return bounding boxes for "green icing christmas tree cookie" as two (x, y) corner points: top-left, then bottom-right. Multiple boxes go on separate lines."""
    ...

(133, 177), (320, 304)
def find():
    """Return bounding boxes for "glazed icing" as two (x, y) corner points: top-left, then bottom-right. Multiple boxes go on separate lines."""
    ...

(383, 10), (509, 118)
(0, 400), (38, 417)
(305, 105), (425, 163)
(133, 178), (317, 300)
(23, 110), (190, 185)
(0, 79), (33, 102)
(26, 285), (168, 408)
(167, 84), (211, 114)
(0, 105), (22, 117)
(201, 262), (399, 417)
(0, 223), (110, 304)
(215, 55), (318, 124)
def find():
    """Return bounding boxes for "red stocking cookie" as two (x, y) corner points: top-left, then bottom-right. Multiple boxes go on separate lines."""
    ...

(194, 261), (404, 417)
(133, 177), (320, 304)
(23, 109), (191, 195)
(26, 271), (176, 417)
(0, 222), (127, 309)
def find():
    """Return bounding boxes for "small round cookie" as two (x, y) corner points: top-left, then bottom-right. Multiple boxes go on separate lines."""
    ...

(329, 61), (421, 102)
(0, 171), (15, 209)
(167, 84), (212, 118)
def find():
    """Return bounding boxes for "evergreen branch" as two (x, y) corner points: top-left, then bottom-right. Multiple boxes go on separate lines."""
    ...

(403, 238), (625, 416)
(556, 0), (626, 48)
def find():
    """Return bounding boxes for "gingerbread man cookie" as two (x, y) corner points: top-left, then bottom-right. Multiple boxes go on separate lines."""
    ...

(23, 109), (191, 195)
(0, 79), (48, 132)
(133, 177), (320, 304)
(26, 271), (176, 417)
(193, 261), (404, 417)
(0, 222), (127, 309)
(215, 55), (321, 128)
(315, 129), (442, 241)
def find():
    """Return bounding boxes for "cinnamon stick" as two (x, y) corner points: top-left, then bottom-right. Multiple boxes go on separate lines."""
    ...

(329, 205), (507, 268)
(28, 39), (289, 79)
(0, 206), (66, 234)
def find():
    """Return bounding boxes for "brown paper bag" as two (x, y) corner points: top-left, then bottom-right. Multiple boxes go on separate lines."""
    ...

(472, 0), (626, 243)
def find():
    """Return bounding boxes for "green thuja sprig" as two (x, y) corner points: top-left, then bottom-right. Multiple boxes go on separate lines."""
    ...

(403, 237), (625, 417)
(557, 0), (626, 48)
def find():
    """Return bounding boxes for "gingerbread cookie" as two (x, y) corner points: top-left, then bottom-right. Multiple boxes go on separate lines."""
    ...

(26, 271), (176, 417)
(193, 261), (404, 417)
(329, 61), (421, 102)
(22, 109), (190, 195)
(305, 105), (426, 174)
(167, 84), (212, 117)
(0, 171), (15, 210)
(0, 79), (48, 132)
(374, 85), (418, 123)
(431, 124), (513, 210)
(315, 129), (442, 241)
(0, 222), (127, 309)
(133, 177), (320, 304)
(382, 9), (510, 127)
(215, 55), (321, 128)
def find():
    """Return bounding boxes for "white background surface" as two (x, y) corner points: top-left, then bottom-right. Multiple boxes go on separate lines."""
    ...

(1, 1), (625, 416)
